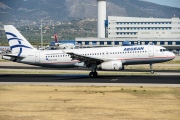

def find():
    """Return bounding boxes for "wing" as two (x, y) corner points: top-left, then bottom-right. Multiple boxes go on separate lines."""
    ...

(65, 52), (117, 65)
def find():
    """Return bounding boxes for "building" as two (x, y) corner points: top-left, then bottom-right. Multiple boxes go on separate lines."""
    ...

(108, 16), (180, 39)
(76, 16), (180, 51)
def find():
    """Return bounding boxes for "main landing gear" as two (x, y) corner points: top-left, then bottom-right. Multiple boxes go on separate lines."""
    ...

(89, 63), (98, 78)
(122, 65), (125, 70)
(150, 63), (154, 74)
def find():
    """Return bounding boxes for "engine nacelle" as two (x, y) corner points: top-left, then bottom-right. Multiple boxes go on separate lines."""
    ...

(99, 61), (123, 70)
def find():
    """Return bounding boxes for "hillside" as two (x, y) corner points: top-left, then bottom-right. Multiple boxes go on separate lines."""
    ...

(0, 0), (180, 26)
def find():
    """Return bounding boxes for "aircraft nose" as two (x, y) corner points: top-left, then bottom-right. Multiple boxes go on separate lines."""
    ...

(170, 52), (176, 60)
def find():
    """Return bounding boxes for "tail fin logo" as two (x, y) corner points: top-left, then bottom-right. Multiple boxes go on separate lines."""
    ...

(6, 32), (32, 56)
(54, 31), (58, 43)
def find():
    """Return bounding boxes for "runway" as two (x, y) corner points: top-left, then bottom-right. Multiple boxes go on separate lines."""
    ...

(0, 74), (180, 87)
(0, 62), (180, 73)
(0, 61), (180, 87)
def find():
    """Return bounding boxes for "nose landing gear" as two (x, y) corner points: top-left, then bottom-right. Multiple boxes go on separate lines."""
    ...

(150, 63), (154, 74)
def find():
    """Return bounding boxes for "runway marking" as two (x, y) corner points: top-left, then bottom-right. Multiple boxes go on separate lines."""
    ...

(111, 79), (118, 81)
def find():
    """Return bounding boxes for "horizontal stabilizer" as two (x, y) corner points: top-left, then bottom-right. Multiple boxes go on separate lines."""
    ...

(2, 54), (25, 58)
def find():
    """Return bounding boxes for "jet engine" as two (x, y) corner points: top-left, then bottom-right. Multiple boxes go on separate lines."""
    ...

(99, 61), (123, 70)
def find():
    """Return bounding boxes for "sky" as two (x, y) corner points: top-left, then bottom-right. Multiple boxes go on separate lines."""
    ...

(142, 0), (180, 8)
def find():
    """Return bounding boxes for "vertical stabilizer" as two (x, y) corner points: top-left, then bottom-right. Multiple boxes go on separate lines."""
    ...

(54, 31), (58, 43)
(4, 25), (35, 56)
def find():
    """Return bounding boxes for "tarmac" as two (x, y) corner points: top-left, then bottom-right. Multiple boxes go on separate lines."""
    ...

(0, 74), (179, 87)
(0, 60), (179, 87)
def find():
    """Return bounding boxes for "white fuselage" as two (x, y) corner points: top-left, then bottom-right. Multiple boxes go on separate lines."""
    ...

(3, 45), (175, 68)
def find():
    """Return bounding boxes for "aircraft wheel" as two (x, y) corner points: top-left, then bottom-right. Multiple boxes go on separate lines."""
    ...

(121, 65), (125, 70)
(93, 72), (98, 77)
(89, 72), (94, 77)
(151, 70), (154, 74)
(89, 72), (98, 78)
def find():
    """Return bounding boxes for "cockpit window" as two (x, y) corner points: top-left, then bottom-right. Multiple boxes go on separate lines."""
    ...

(160, 49), (169, 52)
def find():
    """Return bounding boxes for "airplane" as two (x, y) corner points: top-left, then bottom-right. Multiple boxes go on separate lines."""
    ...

(55, 42), (75, 49)
(53, 32), (75, 49)
(2, 25), (175, 77)
(0, 46), (10, 53)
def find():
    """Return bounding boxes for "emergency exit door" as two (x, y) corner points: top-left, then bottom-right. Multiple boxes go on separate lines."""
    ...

(148, 46), (154, 57)
(35, 52), (40, 63)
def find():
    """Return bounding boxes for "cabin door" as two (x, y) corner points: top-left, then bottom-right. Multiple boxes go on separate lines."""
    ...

(148, 46), (154, 57)
(35, 52), (40, 63)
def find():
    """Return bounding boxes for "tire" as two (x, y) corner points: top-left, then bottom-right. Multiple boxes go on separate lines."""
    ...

(93, 72), (98, 77)
(89, 72), (94, 77)
(89, 72), (98, 78)
(151, 70), (154, 74)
